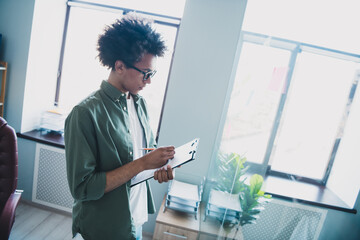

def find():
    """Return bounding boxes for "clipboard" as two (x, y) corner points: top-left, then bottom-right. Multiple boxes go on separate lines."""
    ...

(130, 138), (199, 187)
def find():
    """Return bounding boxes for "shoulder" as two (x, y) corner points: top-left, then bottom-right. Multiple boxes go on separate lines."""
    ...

(66, 92), (102, 122)
(77, 91), (103, 110)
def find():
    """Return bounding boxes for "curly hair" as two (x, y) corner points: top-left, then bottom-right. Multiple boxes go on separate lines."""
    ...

(97, 14), (167, 70)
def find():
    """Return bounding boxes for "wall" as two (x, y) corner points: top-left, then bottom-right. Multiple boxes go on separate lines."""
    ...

(0, 0), (36, 201)
(320, 190), (360, 240)
(0, 0), (35, 130)
(145, 0), (247, 233)
(0, 0), (359, 238)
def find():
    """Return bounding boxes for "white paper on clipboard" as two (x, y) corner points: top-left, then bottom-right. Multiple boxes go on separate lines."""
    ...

(130, 138), (199, 187)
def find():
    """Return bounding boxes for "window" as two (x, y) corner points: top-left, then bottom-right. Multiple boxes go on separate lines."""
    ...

(269, 50), (357, 180)
(217, 31), (360, 209)
(211, 0), (360, 211)
(55, 0), (185, 137)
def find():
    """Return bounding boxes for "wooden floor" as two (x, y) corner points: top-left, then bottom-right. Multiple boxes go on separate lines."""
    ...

(9, 201), (153, 240)
(9, 202), (73, 240)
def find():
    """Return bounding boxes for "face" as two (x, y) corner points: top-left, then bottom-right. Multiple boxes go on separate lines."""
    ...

(116, 54), (157, 96)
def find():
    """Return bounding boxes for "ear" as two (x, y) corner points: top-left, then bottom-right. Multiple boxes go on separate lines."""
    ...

(114, 60), (126, 73)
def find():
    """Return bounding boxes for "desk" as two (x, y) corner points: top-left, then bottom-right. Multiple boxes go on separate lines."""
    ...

(153, 196), (244, 240)
(153, 196), (199, 240)
(199, 204), (244, 240)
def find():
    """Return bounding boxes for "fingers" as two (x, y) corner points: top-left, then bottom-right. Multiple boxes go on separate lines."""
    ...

(144, 145), (176, 170)
(161, 168), (168, 182)
(163, 146), (175, 151)
(154, 169), (162, 183)
(166, 165), (174, 180)
(154, 170), (159, 181)
(161, 146), (175, 159)
(153, 146), (175, 163)
(154, 166), (174, 184)
(152, 146), (175, 158)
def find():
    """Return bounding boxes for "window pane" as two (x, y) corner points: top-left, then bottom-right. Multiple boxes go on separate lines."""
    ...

(58, 7), (118, 109)
(74, 0), (187, 19)
(139, 24), (177, 134)
(271, 52), (358, 179)
(242, 0), (360, 54)
(220, 42), (291, 163)
(58, 7), (177, 135)
(327, 70), (360, 208)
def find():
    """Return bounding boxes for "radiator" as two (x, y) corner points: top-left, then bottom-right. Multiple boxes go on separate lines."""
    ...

(241, 198), (327, 240)
(33, 143), (73, 212)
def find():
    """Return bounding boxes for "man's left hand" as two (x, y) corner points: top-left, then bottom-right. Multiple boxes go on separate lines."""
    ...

(154, 165), (173, 183)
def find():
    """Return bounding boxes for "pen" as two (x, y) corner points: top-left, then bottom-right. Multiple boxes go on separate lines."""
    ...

(140, 148), (156, 151)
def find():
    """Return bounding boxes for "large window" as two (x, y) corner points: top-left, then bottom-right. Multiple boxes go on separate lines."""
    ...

(217, 31), (360, 209)
(213, 0), (360, 210)
(55, 0), (185, 136)
(221, 31), (360, 179)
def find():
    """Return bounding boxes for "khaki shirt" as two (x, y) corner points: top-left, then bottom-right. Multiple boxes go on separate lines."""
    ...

(65, 80), (156, 240)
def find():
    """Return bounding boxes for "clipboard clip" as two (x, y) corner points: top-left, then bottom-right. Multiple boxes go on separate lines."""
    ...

(189, 138), (199, 160)
(189, 150), (197, 160)
(191, 139), (199, 147)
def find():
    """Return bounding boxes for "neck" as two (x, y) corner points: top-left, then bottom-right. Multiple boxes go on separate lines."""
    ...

(107, 70), (127, 94)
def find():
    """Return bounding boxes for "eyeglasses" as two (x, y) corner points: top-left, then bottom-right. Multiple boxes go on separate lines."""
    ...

(128, 65), (157, 81)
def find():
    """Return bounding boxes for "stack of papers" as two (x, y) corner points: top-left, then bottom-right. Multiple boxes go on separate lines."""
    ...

(204, 189), (242, 223)
(164, 180), (203, 219)
(39, 109), (67, 133)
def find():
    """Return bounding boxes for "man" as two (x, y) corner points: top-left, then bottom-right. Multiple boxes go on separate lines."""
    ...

(64, 14), (175, 240)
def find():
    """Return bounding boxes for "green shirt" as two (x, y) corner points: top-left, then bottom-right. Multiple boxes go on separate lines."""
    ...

(64, 80), (156, 240)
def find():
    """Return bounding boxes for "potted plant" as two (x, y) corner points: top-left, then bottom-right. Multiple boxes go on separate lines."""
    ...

(210, 151), (272, 238)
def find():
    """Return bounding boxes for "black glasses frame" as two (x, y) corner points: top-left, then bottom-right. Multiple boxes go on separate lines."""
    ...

(128, 65), (157, 81)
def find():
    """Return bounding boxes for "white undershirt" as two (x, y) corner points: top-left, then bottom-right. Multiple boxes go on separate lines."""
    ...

(127, 94), (148, 227)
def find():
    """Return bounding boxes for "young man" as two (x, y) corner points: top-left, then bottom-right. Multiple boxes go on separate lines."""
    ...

(64, 15), (175, 240)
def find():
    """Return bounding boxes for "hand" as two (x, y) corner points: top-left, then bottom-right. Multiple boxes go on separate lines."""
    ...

(154, 165), (174, 183)
(142, 146), (175, 170)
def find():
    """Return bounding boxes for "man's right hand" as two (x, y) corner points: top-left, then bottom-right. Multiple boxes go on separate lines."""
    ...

(141, 146), (175, 170)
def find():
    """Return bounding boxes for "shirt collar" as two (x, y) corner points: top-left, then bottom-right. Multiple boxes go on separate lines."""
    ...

(100, 80), (142, 103)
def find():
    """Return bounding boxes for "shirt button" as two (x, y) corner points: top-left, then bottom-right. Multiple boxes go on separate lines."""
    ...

(121, 93), (125, 97)
(130, 151), (133, 155)
(123, 106), (127, 111)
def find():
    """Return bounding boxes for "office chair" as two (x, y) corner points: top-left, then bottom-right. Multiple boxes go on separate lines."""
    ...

(0, 117), (22, 240)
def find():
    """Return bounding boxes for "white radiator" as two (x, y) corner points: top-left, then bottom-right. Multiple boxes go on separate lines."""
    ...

(32, 143), (73, 213)
(241, 198), (327, 240)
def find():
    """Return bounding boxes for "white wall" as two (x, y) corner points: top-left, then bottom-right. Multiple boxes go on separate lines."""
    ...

(145, 0), (248, 233)
(0, 0), (35, 130)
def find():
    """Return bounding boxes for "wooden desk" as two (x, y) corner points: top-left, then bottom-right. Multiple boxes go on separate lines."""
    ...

(199, 204), (244, 240)
(153, 196), (244, 240)
(153, 197), (199, 240)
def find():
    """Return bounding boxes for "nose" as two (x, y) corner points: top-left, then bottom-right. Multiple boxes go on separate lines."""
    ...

(144, 77), (152, 84)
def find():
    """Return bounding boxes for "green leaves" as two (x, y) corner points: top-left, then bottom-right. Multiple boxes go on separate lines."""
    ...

(215, 151), (247, 194)
(250, 174), (263, 196)
(213, 152), (272, 227)
(239, 174), (272, 226)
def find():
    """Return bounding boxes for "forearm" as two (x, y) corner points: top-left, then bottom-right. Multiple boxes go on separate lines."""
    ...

(105, 157), (146, 193)
(105, 146), (175, 193)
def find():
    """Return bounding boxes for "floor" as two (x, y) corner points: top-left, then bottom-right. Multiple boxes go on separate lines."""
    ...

(9, 201), (152, 240)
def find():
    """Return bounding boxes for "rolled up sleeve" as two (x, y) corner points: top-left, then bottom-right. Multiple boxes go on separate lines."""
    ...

(64, 106), (106, 201)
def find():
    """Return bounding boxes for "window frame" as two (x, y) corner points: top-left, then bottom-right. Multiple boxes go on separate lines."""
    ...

(236, 31), (360, 186)
(53, 0), (182, 142)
